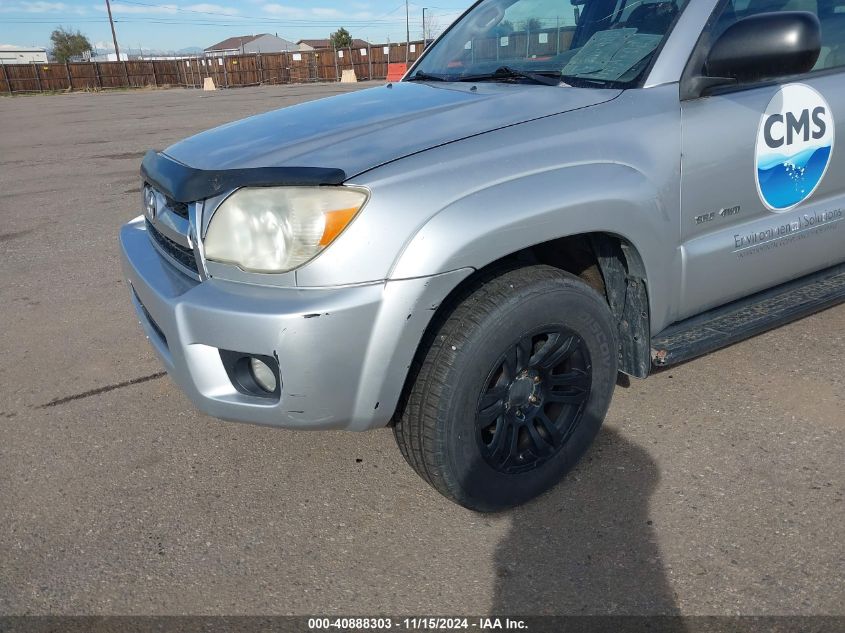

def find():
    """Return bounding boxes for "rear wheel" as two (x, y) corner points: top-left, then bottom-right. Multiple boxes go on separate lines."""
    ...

(393, 264), (618, 511)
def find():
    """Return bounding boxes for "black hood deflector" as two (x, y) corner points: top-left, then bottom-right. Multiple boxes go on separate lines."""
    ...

(140, 150), (346, 202)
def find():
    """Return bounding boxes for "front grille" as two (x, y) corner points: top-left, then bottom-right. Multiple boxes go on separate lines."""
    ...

(145, 219), (199, 275)
(166, 197), (189, 219)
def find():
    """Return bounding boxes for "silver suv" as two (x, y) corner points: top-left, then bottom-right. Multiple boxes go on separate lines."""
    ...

(121, 0), (845, 511)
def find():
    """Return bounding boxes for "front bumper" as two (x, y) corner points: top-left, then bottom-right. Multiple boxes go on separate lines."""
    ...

(120, 216), (471, 430)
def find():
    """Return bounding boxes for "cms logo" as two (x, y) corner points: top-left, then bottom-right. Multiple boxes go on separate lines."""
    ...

(755, 84), (835, 212)
(763, 107), (827, 148)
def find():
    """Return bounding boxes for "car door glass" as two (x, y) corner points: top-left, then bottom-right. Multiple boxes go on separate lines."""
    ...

(817, 0), (845, 68)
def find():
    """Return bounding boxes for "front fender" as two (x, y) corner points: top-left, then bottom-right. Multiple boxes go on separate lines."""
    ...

(390, 162), (678, 332)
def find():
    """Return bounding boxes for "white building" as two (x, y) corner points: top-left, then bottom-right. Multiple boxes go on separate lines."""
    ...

(97, 52), (129, 62)
(0, 46), (48, 65)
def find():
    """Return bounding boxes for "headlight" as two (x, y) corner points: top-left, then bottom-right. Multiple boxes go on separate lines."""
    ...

(203, 186), (368, 273)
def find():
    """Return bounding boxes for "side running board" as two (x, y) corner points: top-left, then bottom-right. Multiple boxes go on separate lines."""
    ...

(651, 262), (845, 367)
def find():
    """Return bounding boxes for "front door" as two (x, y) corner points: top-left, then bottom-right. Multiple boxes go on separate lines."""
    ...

(678, 0), (845, 320)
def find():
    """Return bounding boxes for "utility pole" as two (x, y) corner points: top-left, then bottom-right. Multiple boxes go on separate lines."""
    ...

(105, 0), (121, 61)
(405, 0), (410, 63)
(422, 8), (427, 46)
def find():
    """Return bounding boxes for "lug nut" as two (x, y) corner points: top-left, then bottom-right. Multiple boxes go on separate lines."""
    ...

(533, 376), (541, 383)
(528, 395), (538, 404)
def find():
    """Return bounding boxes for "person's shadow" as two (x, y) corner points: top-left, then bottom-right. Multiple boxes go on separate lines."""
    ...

(492, 427), (680, 615)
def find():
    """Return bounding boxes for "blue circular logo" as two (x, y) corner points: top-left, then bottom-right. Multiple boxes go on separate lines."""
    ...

(755, 84), (835, 212)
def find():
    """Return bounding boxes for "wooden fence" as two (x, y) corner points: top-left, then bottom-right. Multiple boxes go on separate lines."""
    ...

(0, 40), (427, 94)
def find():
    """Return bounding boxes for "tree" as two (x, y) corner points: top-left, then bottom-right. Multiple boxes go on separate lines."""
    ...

(50, 26), (92, 62)
(524, 17), (543, 31)
(422, 14), (440, 41)
(329, 27), (352, 49)
(494, 19), (515, 36)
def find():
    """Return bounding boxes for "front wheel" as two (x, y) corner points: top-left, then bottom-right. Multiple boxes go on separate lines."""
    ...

(393, 264), (618, 512)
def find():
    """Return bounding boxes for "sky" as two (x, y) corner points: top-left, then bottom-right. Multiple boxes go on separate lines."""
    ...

(0, 0), (470, 52)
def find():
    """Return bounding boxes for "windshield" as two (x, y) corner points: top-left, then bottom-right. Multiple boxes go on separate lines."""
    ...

(411, 0), (689, 87)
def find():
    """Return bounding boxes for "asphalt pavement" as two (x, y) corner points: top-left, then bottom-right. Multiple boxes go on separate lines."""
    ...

(0, 84), (842, 616)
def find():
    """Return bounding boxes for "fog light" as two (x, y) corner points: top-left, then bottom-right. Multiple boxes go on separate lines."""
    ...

(249, 357), (277, 393)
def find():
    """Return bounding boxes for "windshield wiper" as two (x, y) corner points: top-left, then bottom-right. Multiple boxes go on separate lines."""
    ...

(408, 66), (563, 86)
(560, 74), (624, 89)
(457, 66), (561, 86)
(406, 71), (448, 82)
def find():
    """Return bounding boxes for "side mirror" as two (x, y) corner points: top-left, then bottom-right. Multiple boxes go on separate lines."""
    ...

(705, 11), (821, 83)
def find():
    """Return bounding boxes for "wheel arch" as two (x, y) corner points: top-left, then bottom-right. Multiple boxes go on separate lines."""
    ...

(391, 231), (652, 426)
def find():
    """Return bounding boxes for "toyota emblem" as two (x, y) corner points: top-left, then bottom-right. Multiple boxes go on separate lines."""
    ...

(144, 186), (158, 220)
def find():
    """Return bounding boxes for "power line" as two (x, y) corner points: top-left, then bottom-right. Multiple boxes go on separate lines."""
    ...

(2, 17), (428, 26)
(0, 2), (458, 48)
(112, 0), (244, 18)
(104, 0), (438, 29)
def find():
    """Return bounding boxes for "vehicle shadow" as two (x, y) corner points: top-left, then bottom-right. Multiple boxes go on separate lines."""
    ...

(491, 427), (680, 615)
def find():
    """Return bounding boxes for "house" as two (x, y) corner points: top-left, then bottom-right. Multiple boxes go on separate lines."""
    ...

(0, 46), (48, 65)
(296, 38), (371, 51)
(205, 34), (297, 57)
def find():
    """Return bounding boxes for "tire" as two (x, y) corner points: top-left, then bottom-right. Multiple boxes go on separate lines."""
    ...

(393, 264), (618, 512)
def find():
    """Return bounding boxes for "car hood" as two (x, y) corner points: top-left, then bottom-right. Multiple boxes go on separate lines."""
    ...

(163, 82), (621, 179)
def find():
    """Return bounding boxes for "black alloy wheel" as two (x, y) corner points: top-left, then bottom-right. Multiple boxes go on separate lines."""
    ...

(476, 328), (591, 474)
